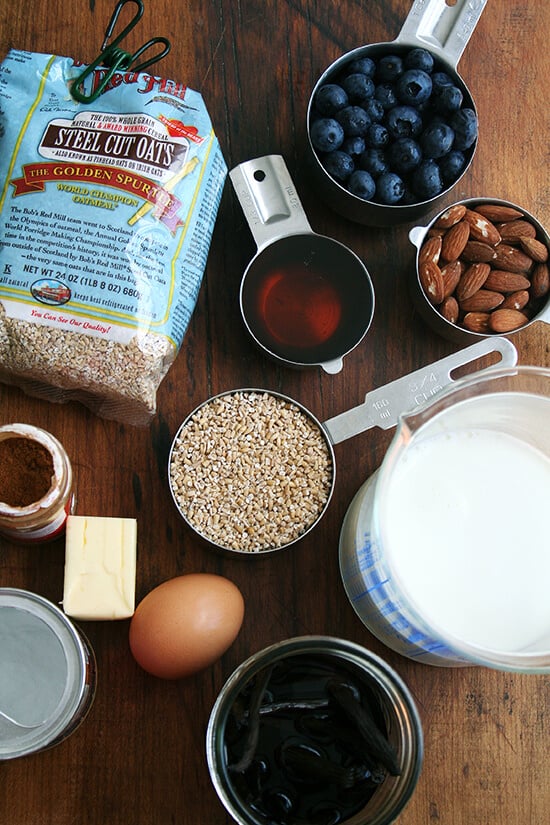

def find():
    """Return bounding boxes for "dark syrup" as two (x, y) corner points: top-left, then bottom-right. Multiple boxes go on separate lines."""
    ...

(242, 236), (373, 364)
(224, 654), (399, 825)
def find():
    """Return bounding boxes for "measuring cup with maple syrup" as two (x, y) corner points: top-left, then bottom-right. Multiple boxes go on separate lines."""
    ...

(230, 155), (375, 373)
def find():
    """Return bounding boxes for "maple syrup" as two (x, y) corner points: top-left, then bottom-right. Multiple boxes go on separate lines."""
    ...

(241, 235), (374, 366)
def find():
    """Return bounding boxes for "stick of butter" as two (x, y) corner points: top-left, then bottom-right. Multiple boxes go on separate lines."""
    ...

(63, 515), (137, 620)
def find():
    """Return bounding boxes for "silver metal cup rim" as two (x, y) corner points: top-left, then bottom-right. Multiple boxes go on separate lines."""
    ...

(167, 388), (336, 556)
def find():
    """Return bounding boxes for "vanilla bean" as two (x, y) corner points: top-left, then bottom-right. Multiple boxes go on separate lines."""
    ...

(257, 698), (329, 717)
(282, 744), (376, 790)
(228, 666), (273, 774)
(327, 679), (401, 776)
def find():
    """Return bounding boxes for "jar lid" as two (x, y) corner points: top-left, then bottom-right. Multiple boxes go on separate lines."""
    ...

(0, 588), (94, 759)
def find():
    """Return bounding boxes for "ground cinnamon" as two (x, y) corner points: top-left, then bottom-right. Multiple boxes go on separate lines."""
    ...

(0, 437), (54, 507)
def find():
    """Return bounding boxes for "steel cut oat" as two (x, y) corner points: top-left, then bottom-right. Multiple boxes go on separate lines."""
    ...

(0, 50), (226, 424)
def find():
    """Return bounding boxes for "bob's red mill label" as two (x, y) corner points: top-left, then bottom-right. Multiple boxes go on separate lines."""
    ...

(0, 50), (227, 424)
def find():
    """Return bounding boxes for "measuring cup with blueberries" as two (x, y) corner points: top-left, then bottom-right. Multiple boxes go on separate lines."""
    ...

(306, 0), (487, 225)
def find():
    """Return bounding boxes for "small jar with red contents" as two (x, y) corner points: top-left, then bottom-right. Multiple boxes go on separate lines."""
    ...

(0, 423), (75, 543)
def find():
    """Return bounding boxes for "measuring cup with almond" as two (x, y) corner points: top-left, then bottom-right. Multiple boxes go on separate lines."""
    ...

(409, 197), (550, 344)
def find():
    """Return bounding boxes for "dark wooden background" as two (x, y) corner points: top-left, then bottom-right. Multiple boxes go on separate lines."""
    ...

(1, 1), (549, 823)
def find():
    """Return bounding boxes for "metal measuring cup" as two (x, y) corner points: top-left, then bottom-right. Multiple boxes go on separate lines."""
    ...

(230, 155), (375, 374)
(306, 0), (488, 226)
(409, 197), (550, 344)
(168, 337), (517, 556)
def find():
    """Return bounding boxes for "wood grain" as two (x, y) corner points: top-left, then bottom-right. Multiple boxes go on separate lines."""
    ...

(0, 1), (549, 823)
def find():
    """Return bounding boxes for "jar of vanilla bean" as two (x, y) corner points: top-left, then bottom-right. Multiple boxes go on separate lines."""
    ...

(207, 636), (423, 825)
(0, 423), (74, 543)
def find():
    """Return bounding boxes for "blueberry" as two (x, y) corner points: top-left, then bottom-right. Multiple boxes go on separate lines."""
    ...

(341, 73), (375, 104)
(311, 46), (479, 209)
(389, 137), (422, 173)
(377, 55), (403, 82)
(359, 147), (389, 178)
(412, 159), (443, 199)
(348, 56), (376, 78)
(431, 71), (454, 96)
(404, 48), (434, 74)
(309, 117), (345, 152)
(450, 108), (478, 150)
(396, 69), (433, 105)
(335, 105), (371, 136)
(376, 172), (405, 204)
(374, 83), (398, 110)
(347, 169), (376, 200)
(435, 84), (463, 113)
(399, 185), (419, 205)
(420, 121), (455, 158)
(367, 123), (390, 148)
(438, 149), (466, 184)
(342, 135), (366, 157)
(321, 150), (355, 183)
(314, 83), (348, 116)
(363, 98), (384, 123)
(386, 104), (423, 138)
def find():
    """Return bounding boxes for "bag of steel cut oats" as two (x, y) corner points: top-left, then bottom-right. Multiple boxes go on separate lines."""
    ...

(0, 50), (226, 424)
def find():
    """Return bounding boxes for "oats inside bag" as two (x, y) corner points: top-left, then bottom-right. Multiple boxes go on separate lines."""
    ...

(0, 50), (227, 424)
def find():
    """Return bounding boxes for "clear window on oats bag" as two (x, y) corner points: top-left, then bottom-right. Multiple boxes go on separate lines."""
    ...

(0, 49), (227, 425)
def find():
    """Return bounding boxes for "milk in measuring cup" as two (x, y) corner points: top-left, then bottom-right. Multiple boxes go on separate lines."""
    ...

(380, 425), (550, 653)
(339, 386), (550, 669)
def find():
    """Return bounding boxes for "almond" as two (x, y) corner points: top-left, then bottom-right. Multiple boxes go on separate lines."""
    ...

(519, 236), (548, 263)
(498, 220), (537, 242)
(455, 262), (491, 302)
(439, 296), (459, 324)
(462, 312), (491, 333)
(462, 240), (497, 263)
(501, 290), (529, 311)
(440, 260), (463, 298)
(434, 203), (467, 229)
(440, 219), (470, 262)
(531, 262), (550, 299)
(464, 209), (501, 245)
(492, 244), (533, 272)
(488, 308), (529, 333)
(474, 204), (524, 223)
(419, 235), (443, 267)
(459, 290), (504, 313)
(419, 260), (445, 305)
(483, 269), (531, 293)
(424, 202), (546, 332)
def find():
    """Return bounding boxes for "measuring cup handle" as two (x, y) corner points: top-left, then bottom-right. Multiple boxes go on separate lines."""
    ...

(395, 0), (488, 68)
(323, 337), (518, 445)
(229, 155), (313, 251)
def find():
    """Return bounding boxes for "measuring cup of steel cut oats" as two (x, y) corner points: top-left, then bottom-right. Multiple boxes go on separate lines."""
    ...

(168, 339), (516, 556)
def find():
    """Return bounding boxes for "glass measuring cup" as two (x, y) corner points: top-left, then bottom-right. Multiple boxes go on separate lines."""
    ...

(339, 364), (550, 672)
(230, 155), (375, 374)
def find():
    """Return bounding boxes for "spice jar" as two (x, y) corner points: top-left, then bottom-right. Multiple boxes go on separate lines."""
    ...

(0, 423), (74, 543)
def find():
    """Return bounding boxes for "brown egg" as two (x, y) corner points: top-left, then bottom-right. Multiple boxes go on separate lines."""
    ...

(129, 574), (245, 679)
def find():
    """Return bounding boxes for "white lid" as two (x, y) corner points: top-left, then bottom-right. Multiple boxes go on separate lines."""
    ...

(0, 588), (93, 759)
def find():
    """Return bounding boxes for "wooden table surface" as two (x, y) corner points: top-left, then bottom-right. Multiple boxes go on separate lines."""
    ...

(1, 0), (549, 823)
